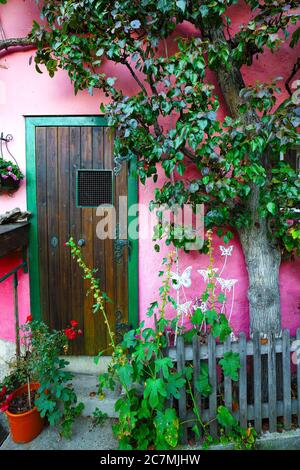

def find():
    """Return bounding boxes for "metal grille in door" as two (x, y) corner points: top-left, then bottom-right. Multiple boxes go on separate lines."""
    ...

(76, 169), (113, 207)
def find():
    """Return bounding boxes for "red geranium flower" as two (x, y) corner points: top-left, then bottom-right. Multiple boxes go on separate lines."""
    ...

(26, 315), (33, 322)
(0, 403), (9, 412)
(6, 394), (13, 403)
(77, 329), (83, 336)
(64, 328), (77, 341)
(70, 320), (79, 328)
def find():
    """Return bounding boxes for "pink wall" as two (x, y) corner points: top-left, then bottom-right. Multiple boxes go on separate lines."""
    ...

(0, 0), (299, 344)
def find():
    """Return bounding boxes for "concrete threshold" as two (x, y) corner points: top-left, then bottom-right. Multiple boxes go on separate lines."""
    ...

(62, 355), (112, 375)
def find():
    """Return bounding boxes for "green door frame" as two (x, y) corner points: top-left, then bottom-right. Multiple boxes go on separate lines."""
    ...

(25, 115), (138, 330)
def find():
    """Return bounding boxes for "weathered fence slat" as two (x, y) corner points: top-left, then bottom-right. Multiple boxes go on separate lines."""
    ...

(208, 334), (217, 439)
(282, 329), (291, 430)
(169, 329), (299, 444)
(224, 336), (232, 412)
(176, 335), (188, 444)
(168, 337), (299, 362)
(238, 332), (247, 429)
(297, 328), (300, 428)
(192, 335), (202, 440)
(253, 331), (262, 433)
(268, 333), (277, 432)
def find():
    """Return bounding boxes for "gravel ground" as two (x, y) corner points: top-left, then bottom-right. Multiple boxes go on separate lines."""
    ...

(0, 417), (118, 451)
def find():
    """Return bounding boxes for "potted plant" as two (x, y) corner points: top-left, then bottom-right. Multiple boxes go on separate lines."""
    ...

(0, 352), (44, 443)
(0, 158), (24, 192)
(0, 316), (84, 443)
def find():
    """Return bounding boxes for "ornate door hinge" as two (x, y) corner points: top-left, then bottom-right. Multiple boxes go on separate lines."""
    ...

(113, 223), (131, 263)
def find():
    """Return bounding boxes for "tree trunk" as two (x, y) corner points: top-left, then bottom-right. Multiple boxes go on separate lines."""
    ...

(205, 25), (283, 336)
(238, 194), (282, 403)
(238, 221), (282, 337)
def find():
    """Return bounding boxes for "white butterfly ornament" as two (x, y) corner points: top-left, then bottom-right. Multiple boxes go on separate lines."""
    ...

(217, 277), (238, 292)
(170, 266), (192, 290)
(219, 245), (233, 257)
(177, 301), (192, 316)
(197, 268), (218, 282)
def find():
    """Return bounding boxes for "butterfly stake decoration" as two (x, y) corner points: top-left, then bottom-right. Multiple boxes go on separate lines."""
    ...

(197, 244), (238, 325)
(197, 267), (219, 282)
(177, 301), (192, 317)
(170, 266), (193, 345)
(219, 245), (233, 276)
(219, 245), (233, 257)
(170, 266), (192, 290)
(216, 277), (238, 293)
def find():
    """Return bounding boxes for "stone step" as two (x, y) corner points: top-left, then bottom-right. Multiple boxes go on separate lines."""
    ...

(71, 373), (119, 418)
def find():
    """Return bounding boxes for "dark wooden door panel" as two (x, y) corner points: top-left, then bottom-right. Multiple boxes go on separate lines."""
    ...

(35, 125), (129, 355)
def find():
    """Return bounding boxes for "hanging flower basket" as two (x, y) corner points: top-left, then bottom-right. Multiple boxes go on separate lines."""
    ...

(0, 174), (21, 192)
(0, 134), (24, 194)
(0, 160), (24, 193)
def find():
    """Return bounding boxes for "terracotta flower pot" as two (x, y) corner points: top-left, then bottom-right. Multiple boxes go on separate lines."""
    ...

(5, 383), (44, 443)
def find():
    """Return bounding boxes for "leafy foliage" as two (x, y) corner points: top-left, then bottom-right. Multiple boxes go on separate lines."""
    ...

(29, 0), (300, 256)
(217, 406), (257, 450)
(68, 240), (245, 450)
(20, 321), (84, 438)
(219, 351), (240, 381)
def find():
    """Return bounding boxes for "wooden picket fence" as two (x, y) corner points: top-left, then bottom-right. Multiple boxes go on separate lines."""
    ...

(168, 329), (300, 443)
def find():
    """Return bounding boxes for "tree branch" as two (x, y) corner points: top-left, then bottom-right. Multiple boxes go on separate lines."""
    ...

(0, 37), (35, 52)
(121, 59), (147, 95)
(182, 146), (197, 163)
(285, 57), (300, 96)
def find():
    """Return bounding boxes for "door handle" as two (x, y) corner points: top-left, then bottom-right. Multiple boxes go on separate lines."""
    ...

(50, 236), (58, 248)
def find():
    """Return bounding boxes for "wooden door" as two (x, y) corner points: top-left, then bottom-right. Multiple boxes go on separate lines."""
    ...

(35, 125), (129, 355)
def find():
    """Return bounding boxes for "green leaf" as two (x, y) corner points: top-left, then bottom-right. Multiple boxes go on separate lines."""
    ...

(144, 378), (167, 408)
(166, 373), (185, 399)
(118, 363), (133, 387)
(155, 357), (173, 379)
(122, 329), (137, 348)
(147, 301), (158, 317)
(216, 406), (237, 428)
(191, 308), (204, 326)
(219, 351), (240, 381)
(217, 292), (226, 303)
(177, 161), (186, 176)
(266, 202), (276, 215)
(199, 5), (209, 17)
(192, 424), (201, 438)
(195, 363), (212, 397)
(154, 408), (179, 448)
(176, 0), (186, 12)
(206, 309), (218, 325)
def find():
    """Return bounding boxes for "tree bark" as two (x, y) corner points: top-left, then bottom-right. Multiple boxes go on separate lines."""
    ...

(0, 37), (35, 53)
(238, 218), (282, 337)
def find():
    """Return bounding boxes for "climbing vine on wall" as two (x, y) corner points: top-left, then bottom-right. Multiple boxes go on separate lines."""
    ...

(67, 235), (256, 450)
